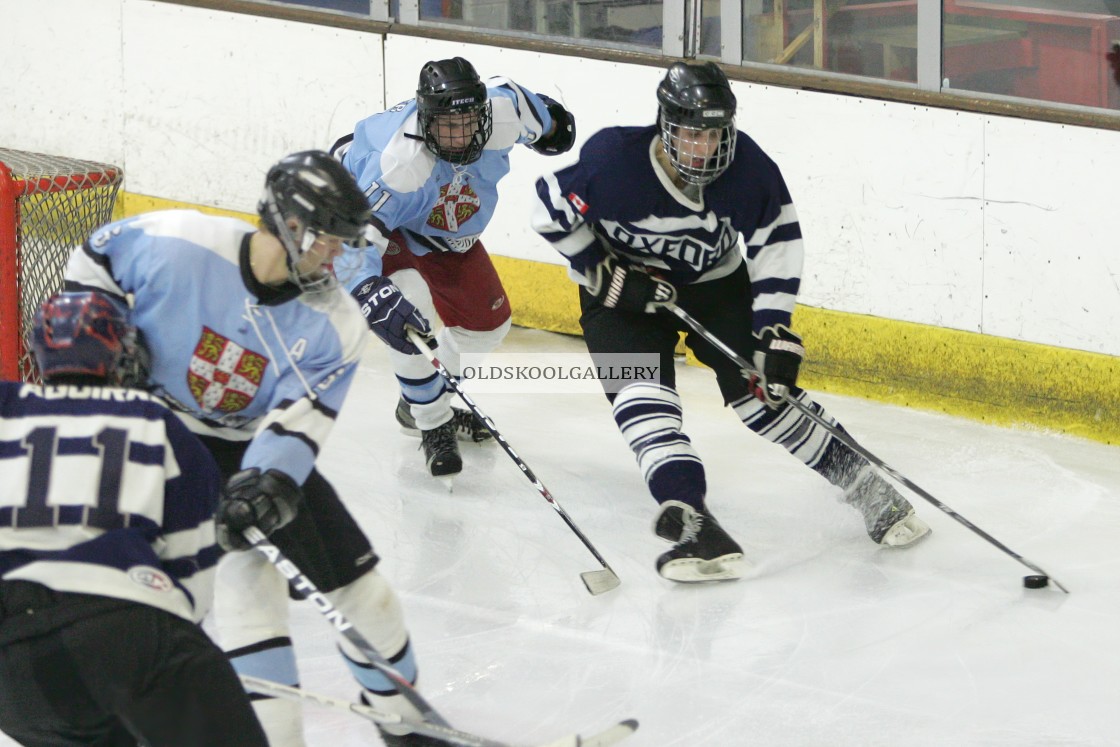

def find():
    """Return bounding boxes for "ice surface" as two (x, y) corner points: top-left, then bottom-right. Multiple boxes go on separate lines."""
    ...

(4, 327), (1118, 746)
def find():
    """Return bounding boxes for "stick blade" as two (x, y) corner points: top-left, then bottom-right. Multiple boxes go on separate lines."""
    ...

(536, 719), (639, 747)
(580, 568), (621, 595)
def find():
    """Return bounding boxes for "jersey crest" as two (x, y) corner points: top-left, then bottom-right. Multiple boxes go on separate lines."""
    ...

(427, 181), (481, 232)
(187, 327), (268, 413)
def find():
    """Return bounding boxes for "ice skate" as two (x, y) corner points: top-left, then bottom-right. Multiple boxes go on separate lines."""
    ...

(365, 694), (444, 747)
(421, 420), (462, 481)
(843, 466), (931, 547)
(396, 397), (493, 443)
(654, 500), (746, 582)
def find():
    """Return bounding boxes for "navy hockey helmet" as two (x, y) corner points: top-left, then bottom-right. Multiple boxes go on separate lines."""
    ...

(416, 57), (493, 166)
(31, 291), (133, 384)
(258, 150), (372, 291)
(656, 61), (738, 186)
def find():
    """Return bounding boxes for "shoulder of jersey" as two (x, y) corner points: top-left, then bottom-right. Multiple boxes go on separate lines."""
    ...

(366, 113), (438, 195)
(298, 288), (368, 362)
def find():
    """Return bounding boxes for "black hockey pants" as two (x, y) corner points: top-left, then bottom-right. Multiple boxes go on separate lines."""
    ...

(0, 581), (268, 747)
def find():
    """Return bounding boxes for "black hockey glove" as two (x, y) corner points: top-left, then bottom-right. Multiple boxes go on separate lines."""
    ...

(352, 275), (434, 355)
(588, 257), (677, 314)
(528, 95), (576, 156)
(217, 468), (302, 552)
(747, 325), (805, 408)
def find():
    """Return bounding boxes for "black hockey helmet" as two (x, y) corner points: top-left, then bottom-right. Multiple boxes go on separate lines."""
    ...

(257, 150), (371, 291)
(656, 61), (738, 185)
(416, 57), (493, 166)
(31, 291), (133, 384)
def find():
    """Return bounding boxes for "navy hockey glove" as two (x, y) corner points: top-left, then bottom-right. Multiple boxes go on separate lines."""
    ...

(748, 325), (805, 408)
(588, 257), (677, 314)
(217, 468), (302, 552)
(352, 275), (434, 355)
(528, 95), (576, 156)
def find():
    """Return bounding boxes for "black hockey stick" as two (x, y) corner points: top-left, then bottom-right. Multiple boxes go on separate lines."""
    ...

(664, 303), (1070, 593)
(241, 526), (454, 728)
(407, 330), (621, 596)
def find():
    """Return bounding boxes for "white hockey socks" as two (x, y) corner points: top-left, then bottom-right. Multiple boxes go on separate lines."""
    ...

(214, 549), (306, 747)
(325, 570), (423, 736)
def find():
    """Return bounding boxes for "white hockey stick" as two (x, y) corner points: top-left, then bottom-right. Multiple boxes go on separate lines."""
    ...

(407, 330), (621, 595)
(665, 302), (1070, 593)
(240, 675), (638, 747)
(242, 526), (453, 727)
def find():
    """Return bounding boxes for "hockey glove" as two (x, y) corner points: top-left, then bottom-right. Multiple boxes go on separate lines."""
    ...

(217, 468), (302, 552)
(588, 257), (677, 314)
(528, 95), (576, 156)
(352, 275), (434, 355)
(748, 325), (805, 408)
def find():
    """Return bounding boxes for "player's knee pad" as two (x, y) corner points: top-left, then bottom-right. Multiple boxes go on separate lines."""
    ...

(213, 549), (291, 647)
(388, 268), (437, 322)
(613, 383), (700, 482)
(733, 389), (836, 469)
(441, 317), (511, 356)
(325, 570), (410, 662)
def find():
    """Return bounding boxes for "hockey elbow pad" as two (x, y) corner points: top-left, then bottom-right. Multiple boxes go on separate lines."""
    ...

(529, 95), (576, 156)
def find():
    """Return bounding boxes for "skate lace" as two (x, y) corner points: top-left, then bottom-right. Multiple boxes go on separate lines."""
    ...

(451, 409), (487, 439)
(679, 510), (704, 544)
(423, 422), (457, 453)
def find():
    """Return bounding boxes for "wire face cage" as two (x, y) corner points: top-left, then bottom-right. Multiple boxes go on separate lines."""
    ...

(0, 149), (123, 382)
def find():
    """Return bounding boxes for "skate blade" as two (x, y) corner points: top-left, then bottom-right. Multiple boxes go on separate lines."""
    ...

(659, 554), (747, 583)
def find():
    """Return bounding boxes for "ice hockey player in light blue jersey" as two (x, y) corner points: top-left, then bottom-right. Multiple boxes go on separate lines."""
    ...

(63, 151), (444, 747)
(0, 291), (269, 747)
(533, 62), (930, 584)
(333, 56), (576, 481)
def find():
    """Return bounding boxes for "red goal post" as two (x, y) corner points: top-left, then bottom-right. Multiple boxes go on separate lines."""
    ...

(0, 149), (123, 381)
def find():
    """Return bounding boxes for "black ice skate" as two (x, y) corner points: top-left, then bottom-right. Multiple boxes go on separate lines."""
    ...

(654, 500), (746, 582)
(843, 466), (931, 547)
(421, 421), (462, 478)
(395, 397), (493, 443)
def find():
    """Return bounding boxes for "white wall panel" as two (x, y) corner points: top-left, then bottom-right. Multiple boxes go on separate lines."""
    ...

(2, 3), (1117, 355)
(741, 90), (987, 334)
(121, 1), (383, 211)
(982, 117), (1120, 353)
(0, 0), (125, 165)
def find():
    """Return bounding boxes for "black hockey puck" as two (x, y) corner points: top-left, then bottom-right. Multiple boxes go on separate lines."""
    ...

(1023, 575), (1049, 589)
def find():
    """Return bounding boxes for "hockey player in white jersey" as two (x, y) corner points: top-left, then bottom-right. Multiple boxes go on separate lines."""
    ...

(0, 291), (269, 746)
(532, 62), (930, 583)
(63, 151), (442, 746)
(332, 57), (576, 479)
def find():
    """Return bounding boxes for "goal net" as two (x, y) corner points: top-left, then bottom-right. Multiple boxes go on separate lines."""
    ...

(0, 149), (123, 381)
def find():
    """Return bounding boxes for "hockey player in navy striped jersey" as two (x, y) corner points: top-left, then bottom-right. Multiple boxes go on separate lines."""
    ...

(533, 62), (930, 583)
(0, 291), (269, 746)
(63, 152), (442, 746)
(332, 57), (576, 480)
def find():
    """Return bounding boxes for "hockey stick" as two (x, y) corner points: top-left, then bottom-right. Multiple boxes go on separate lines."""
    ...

(242, 526), (454, 727)
(407, 330), (621, 596)
(664, 303), (1070, 594)
(240, 675), (638, 747)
